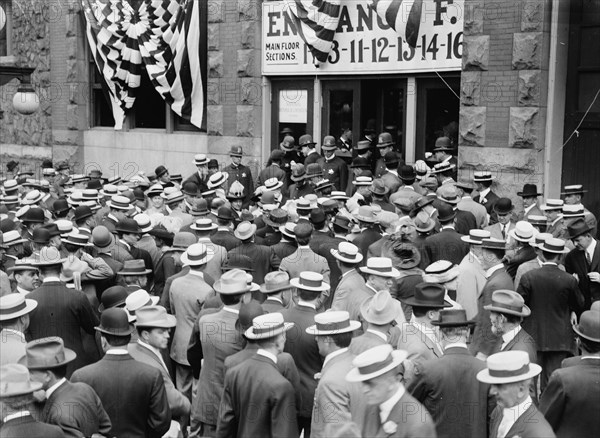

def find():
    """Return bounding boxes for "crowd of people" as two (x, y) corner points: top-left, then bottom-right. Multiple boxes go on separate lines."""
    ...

(0, 132), (599, 438)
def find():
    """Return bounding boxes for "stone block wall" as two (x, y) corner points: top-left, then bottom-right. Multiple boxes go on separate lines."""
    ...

(459, 0), (551, 207)
(206, 0), (263, 177)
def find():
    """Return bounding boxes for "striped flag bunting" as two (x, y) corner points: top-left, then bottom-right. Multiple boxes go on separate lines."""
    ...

(82, 0), (204, 129)
(283, 0), (342, 64)
(369, 0), (424, 48)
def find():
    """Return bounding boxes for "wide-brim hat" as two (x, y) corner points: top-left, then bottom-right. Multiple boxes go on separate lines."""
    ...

(508, 223), (535, 243)
(306, 311), (361, 335)
(298, 134), (316, 147)
(561, 185), (587, 196)
(30, 247), (67, 267)
(360, 292), (402, 325)
(107, 196), (132, 211)
(117, 260), (152, 276)
(190, 220), (218, 232)
(0, 294), (38, 321)
(19, 337), (77, 370)
(567, 219), (592, 240)
(484, 289), (531, 317)
(0, 364), (44, 398)
(290, 274), (330, 292)
(359, 262), (400, 278)
(280, 136), (296, 151)
(263, 209), (288, 228)
(234, 222), (257, 240)
(473, 172), (494, 182)
(354, 206), (377, 223)
(21, 191), (44, 206)
(517, 184), (542, 197)
(400, 283), (452, 308)
(135, 306), (177, 329)
(330, 244), (363, 264)
(346, 346), (407, 382)
(477, 351), (541, 384)
(180, 244), (215, 267)
(291, 166), (307, 182)
(431, 309), (476, 327)
(430, 162), (456, 174)
(214, 269), (252, 295)
(538, 238), (569, 254)
(461, 229), (491, 245)
(244, 314), (294, 340)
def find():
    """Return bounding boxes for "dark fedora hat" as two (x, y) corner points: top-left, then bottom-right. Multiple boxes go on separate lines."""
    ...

(148, 227), (174, 246)
(399, 165), (416, 181)
(154, 165), (169, 178)
(400, 283), (451, 308)
(493, 198), (514, 215)
(567, 218), (593, 240)
(437, 203), (456, 223)
(432, 136), (454, 152)
(412, 196), (435, 212)
(221, 254), (254, 272)
(115, 218), (142, 235)
(32, 227), (51, 245)
(236, 300), (265, 333)
(350, 157), (370, 169)
(182, 181), (200, 196)
(517, 184), (542, 198)
(369, 179), (389, 196)
(310, 208), (326, 226)
(432, 309), (475, 327)
(95, 308), (134, 336)
(73, 205), (93, 222)
(42, 223), (61, 238)
(22, 208), (45, 224)
(98, 285), (129, 312)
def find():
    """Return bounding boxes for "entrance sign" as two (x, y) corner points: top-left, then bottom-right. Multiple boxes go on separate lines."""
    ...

(279, 89), (308, 123)
(262, 0), (464, 75)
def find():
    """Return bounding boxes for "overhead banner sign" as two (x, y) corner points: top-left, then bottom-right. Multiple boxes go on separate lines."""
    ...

(262, 0), (464, 76)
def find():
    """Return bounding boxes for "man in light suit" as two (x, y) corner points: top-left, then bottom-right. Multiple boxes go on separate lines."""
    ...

(472, 171), (500, 223)
(543, 199), (568, 239)
(456, 181), (489, 229)
(477, 351), (555, 438)
(191, 219), (227, 281)
(516, 184), (544, 220)
(330, 243), (369, 319)
(456, 229), (490, 319)
(565, 218), (600, 310)
(411, 309), (490, 438)
(307, 311), (365, 438)
(540, 309), (600, 438)
(170, 243), (215, 402)
(260, 271), (292, 313)
(188, 269), (247, 438)
(217, 313), (298, 438)
(379, 153), (402, 194)
(398, 283), (450, 386)
(347, 344), (436, 438)
(562, 184), (598, 236)
(0, 293), (37, 366)
(72, 308), (172, 438)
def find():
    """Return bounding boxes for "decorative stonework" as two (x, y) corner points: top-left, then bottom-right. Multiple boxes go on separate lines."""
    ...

(522, 1), (544, 32)
(208, 0), (225, 23)
(237, 106), (260, 137)
(208, 23), (220, 50)
(509, 107), (539, 148)
(240, 21), (256, 49)
(208, 51), (224, 78)
(464, 1), (484, 36)
(461, 71), (481, 106)
(459, 107), (486, 147)
(237, 49), (257, 77)
(518, 70), (541, 106)
(207, 105), (224, 136)
(512, 33), (543, 70)
(462, 35), (489, 71)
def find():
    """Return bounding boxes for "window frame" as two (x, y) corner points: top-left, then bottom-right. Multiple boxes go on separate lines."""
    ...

(0, 0), (14, 59)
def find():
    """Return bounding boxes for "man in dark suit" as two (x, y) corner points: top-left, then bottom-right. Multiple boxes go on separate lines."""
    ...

(184, 154), (210, 194)
(318, 136), (348, 192)
(281, 272), (324, 437)
(347, 344), (436, 438)
(210, 207), (241, 251)
(272, 222), (298, 260)
(71, 308), (172, 438)
(565, 218), (600, 310)
(471, 238), (514, 359)
(353, 206), (382, 259)
(0, 363), (64, 438)
(308, 209), (345, 296)
(517, 238), (584, 390)
(227, 222), (280, 284)
(223, 146), (254, 208)
(540, 309), (600, 438)
(410, 309), (489, 438)
(115, 219), (154, 286)
(257, 149), (287, 191)
(437, 184), (477, 235)
(27, 248), (100, 376)
(477, 350), (555, 438)
(472, 171), (500, 223)
(516, 183), (544, 220)
(504, 221), (537, 279)
(423, 203), (469, 265)
(22, 337), (112, 438)
(217, 312), (298, 438)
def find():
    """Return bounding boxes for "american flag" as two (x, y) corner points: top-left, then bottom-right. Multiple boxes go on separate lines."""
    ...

(370, 0), (424, 48)
(82, 0), (203, 129)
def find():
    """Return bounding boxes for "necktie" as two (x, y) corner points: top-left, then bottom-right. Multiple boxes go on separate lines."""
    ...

(502, 225), (506, 239)
(586, 251), (592, 267)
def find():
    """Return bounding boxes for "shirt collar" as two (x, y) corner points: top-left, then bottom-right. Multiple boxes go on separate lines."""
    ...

(323, 347), (348, 369)
(106, 348), (129, 355)
(45, 378), (67, 399)
(1, 329), (25, 339)
(524, 204), (535, 214)
(551, 216), (562, 226)
(587, 239), (597, 261)
(42, 277), (61, 283)
(188, 270), (205, 278)
(298, 300), (316, 309)
(137, 340), (166, 365)
(16, 286), (31, 295)
(485, 263), (504, 278)
(119, 239), (131, 250)
(3, 411), (32, 423)
(257, 349), (277, 364)
(266, 296), (283, 304)
(223, 306), (240, 315)
(479, 187), (491, 199)
(502, 396), (532, 423)
(379, 385), (406, 423)
(444, 342), (468, 350)
(388, 169), (399, 177)
(366, 329), (388, 341)
(366, 283), (379, 295)
(341, 269), (355, 279)
(501, 325), (522, 348)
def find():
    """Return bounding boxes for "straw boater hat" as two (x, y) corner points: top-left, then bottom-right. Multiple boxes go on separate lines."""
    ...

(30, 247), (66, 267)
(473, 171), (494, 182)
(423, 260), (460, 284)
(263, 178), (284, 192)
(461, 229), (491, 245)
(180, 243), (214, 267)
(527, 215), (547, 227)
(484, 289), (531, 317)
(126, 289), (160, 318)
(19, 337), (76, 370)
(0, 294), (38, 321)
(208, 172), (228, 189)
(360, 290), (402, 326)
(6, 259), (38, 274)
(234, 221), (257, 240)
(244, 312), (294, 340)
(191, 218), (218, 232)
(0, 363), (43, 398)
(538, 237), (570, 254)
(194, 154), (210, 166)
(531, 232), (552, 248)
(290, 272), (330, 292)
(508, 221), (535, 244)
(359, 257), (400, 278)
(279, 222), (296, 240)
(330, 242), (363, 264)
(562, 204), (586, 219)
(476, 350), (541, 384)
(540, 199), (563, 211)
(561, 184), (587, 196)
(346, 344), (408, 382)
(306, 310), (361, 336)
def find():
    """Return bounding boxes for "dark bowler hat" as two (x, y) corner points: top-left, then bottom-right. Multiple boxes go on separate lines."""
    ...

(299, 134), (317, 147)
(517, 184), (542, 198)
(19, 337), (76, 370)
(208, 159), (219, 169)
(182, 182), (200, 196)
(87, 179), (103, 190)
(377, 132), (394, 148)
(73, 205), (93, 222)
(291, 164), (307, 182)
(437, 203), (456, 223)
(271, 149), (286, 161)
(32, 227), (51, 245)
(350, 157), (370, 169)
(574, 310), (600, 343)
(432, 309), (475, 327)
(280, 136), (295, 151)
(190, 199), (210, 216)
(305, 163), (324, 178)
(95, 308), (134, 336)
(115, 218), (142, 235)
(42, 223), (61, 238)
(98, 286), (129, 312)
(236, 300), (265, 332)
(217, 206), (236, 222)
(432, 136), (454, 152)
(493, 198), (514, 215)
(148, 227), (174, 246)
(399, 165), (416, 181)
(384, 151), (399, 166)
(154, 165), (169, 178)
(400, 283), (451, 308)
(310, 208), (326, 226)
(22, 208), (45, 224)
(567, 218), (593, 240)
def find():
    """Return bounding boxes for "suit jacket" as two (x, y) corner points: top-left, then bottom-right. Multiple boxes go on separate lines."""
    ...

(227, 242), (280, 284)
(547, 218), (568, 240)
(223, 163), (254, 206)
(71, 353), (171, 438)
(456, 252), (487, 319)
(561, 355), (583, 368)
(127, 342), (190, 418)
(348, 330), (389, 355)
(410, 347), (489, 438)
(310, 231), (345, 297)
(281, 303), (323, 418)
(491, 327), (538, 364)
(111, 239), (134, 264)
(514, 257), (542, 290)
(504, 244), (537, 280)
(517, 204), (544, 221)
(455, 210), (478, 236)
(457, 197), (489, 228)
(471, 267), (514, 356)
(424, 227), (469, 265)
(331, 270), (374, 321)
(380, 171), (402, 193)
(27, 281), (99, 376)
(217, 354), (298, 438)
(473, 190), (500, 217)
(280, 247), (330, 305)
(485, 221), (517, 244)
(389, 185), (422, 206)
(1, 270), (12, 297)
(137, 234), (160, 269)
(0, 329), (27, 366)
(272, 239), (297, 261)
(0, 414), (64, 438)
(540, 358), (600, 438)
(94, 252), (123, 297)
(565, 240), (600, 310)
(210, 229), (241, 252)
(170, 271), (214, 365)
(318, 156), (348, 191)
(353, 227), (383, 260)
(489, 404), (555, 438)
(518, 264), (583, 351)
(396, 322), (443, 386)
(192, 307), (244, 425)
(41, 380), (111, 438)
(183, 171), (209, 194)
(361, 391), (437, 438)
(257, 164), (287, 189)
(311, 349), (366, 438)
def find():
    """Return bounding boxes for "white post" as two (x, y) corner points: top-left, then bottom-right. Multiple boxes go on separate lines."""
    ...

(405, 77), (417, 164)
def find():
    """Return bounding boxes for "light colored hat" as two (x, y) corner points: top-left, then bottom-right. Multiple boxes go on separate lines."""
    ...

(134, 214), (153, 233)
(100, 184), (119, 197)
(191, 218), (218, 231)
(430, 161), (456, 175)
(0, 294), (38, 321)
(540, 199), (564, 211)
(360, 290), (402, 325)
(19, 337), (76, 370)
(538, 237), (569, 254)
(208, 172), (228, 189)
(106, 195), (132, 210)
(244, 312), (294, 340)
(414, 211), (436, 233)
(346, 344), (408, 382)
(234, 221), (257, 240)
(561, 184), (587, 196)
(263, 178), (284, 192)
(508, 221), (536, 243)
(134, 305), (176, 328)
(330, 242), (363, 264)
(473, 171), (494, 182)
(359, 257), (400, 278)
(354, 205), (377, 223)
(0, 364), (43, 398)
(423, 260), (460, 284)
(279, 222), (296, 240)
(562, 204), (586, 219)
(260, 271), (291, 294)
(163, 190), (184, 205)
(2, 230), (27, 247)
(21, 190), (43, 206)
(213, 269), (252, 295)
(6, 259), (38, 274)
(437, 185), (461, 204)
(306, 310), (361, 335)
(180, 243), (214, 267)
(194, 154), (210, 166)
(461, 229), (491, 245)
(531, 232), (552, 248)
(125, 289), (159, 321)
(484, 289), (531, 317)
(330, 191), (349, 201)
(61, 232), (92, 247)
(477, 350), (542, 384)
(352, 176), (373, 186)
(290, 272), (330, 292)
(146, 184), (163, 197)
(30, 247), (66, 266)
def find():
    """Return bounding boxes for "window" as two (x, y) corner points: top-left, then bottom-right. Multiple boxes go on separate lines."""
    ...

(90, 61), (116, 127)
(0, 0), (12, 57)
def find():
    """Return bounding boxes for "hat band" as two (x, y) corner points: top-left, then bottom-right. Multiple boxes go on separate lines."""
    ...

(369, 266), (392, 273)
(316, 320), (350, 331)
(338, 250), (358, 260)
(188, 251), (207, 262)
(542, 243), (564, 252)
(111, 201), (130, 209)
(299, 277), (324, 288)
(357, 354), (394, 375)
(469, 235), (484, 242)
(0, 301), (27, 315)
(123, 267), (147, 274)
(514, 231), (532, 240)
(266, 282), (290, 291)
(129, 298), (154, 315)
(488, 364), (530, 378)
(253, 322), (284, 335)
(491, 300), (523, 313)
